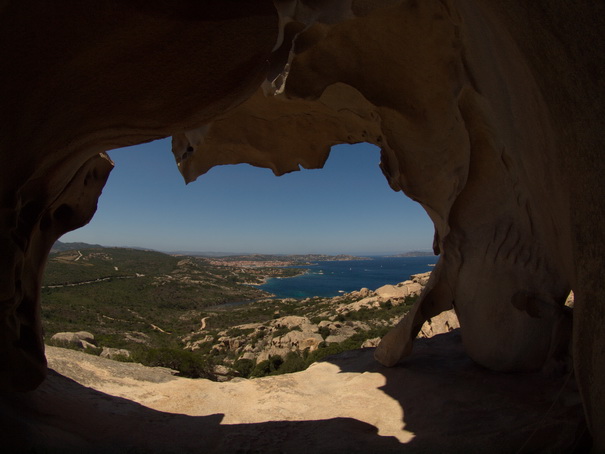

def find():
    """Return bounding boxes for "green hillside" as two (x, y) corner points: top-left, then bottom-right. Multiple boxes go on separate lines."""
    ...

(42, 246), (420, 382)
(41, 248), (274, 350)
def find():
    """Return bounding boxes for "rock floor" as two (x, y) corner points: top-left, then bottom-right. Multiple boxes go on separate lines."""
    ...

(1, 331), (588, 453)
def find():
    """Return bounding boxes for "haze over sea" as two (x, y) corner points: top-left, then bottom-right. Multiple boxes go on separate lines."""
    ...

(260, 255), (438, 299)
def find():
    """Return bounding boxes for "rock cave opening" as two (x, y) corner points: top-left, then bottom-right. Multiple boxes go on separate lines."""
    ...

(1, 0), (603, 451)
(60, 139), (434, 257)
(47, 137), (440, 378)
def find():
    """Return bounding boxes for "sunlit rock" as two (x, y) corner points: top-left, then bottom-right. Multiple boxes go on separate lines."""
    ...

(51, 331), (96, 350)
(100, 347), (131, 360)
(417, 310), (460, 339)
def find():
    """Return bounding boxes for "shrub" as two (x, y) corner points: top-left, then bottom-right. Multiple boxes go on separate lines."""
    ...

(269, 354), (283, 371)
(251, 354), (283, 377)
(305, 340), (358, 365)
(381, 300), (393, 310)
(251, 359), (271, 377)
(271, 326), (290, 338)
(317, 326), (331, 340)
(135, 347), (214, 379)
(226, 327), (254, 337)
(277, 352), (306, 374)
(252, 330), (266, 342)
(233, 358), (255, 378)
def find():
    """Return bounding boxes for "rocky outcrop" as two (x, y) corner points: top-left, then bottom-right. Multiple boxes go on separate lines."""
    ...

(0, 0), (604, 449)
(201, 279), (422, 366)
(1, 336), (586, 452)
(418, 310), (460, 339)
(100, 347), (131, 360)
(319, 321), (358, 344)
(50, 331), (97, 350)
(257, 330), (324, 363)
(375, 283), (422, 300)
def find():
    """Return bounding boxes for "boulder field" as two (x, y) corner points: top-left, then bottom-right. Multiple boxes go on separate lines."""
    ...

(0, 0), (603, 450)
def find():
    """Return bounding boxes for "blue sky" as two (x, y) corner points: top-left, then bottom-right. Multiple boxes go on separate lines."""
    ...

(61, 139), (434, 255)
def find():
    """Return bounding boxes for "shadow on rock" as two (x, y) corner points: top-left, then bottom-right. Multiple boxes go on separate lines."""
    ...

(327, 330), (590, 453)
(0, 370), (403, 453)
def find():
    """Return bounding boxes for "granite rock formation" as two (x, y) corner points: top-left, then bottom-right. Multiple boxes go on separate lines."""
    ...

(189, 276), (426, 367)
(1, 335), (586, 452)
(50, 331), (97, 350)
(0, 0), (603, 449)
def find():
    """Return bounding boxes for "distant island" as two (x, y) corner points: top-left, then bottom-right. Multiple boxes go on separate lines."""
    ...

(52, 241), (373, 262)
(388, 251), (435, 257)
(205, 254), (372, 264)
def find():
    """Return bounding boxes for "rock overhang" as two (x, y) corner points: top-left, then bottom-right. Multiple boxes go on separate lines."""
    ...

(0, 0), (604, 449)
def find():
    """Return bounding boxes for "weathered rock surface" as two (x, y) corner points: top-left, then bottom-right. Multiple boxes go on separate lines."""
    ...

(0, 0), (278, 393)
(100, 347), (131, 360)
(257, 329), (324, 363)
(418, 310), (460, 339)
(50, 331), (96, 350)
(203, 278), (422, 365)
(0, 0), (604, 449)
(375, 283), (419, 300)
(170, 3), (605, 444)
(361, 337), (381, 348)
(0, 336), (586, 452)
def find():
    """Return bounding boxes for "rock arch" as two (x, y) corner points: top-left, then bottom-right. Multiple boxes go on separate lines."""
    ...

(0, 0), (603, 449)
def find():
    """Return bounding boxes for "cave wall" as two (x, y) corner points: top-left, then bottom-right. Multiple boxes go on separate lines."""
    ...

(174, 0), (575, 374)
(175, 0), (604, 444)
(0, 0), (603, 448)
(0, 0), (278, 390)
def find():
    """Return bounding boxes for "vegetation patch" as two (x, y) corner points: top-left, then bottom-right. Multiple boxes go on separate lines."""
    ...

(42, 245), (423, 381)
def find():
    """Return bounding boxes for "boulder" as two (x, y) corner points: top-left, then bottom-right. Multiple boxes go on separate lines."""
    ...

(319, 321), (358, 344)
(347, 288), (373, 299)
(272, 316), (313, 330)
(100, 348), (131, 360)
(50, 332), (96, 349)
(375, 281), (423, 301)
(256, 347), (291, 364)
(361, 338), (381, 348)
(418, 310), (461, 339)
(213, 365), (232, 383)
(399, 282), (423, 297)
(271, 331), (323, 352)
(374, 285), (409, 300)
(410, 272), (432, 286)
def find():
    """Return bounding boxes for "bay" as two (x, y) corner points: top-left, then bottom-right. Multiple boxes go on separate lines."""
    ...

(260, 255), (438, 299)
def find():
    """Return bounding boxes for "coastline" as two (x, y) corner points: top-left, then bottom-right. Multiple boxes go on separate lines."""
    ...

(243, 267), (309, 287)
(259, 256), (439, 299)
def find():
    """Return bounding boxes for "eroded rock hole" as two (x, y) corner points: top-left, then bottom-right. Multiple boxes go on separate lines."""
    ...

(43, 140), (438, 382)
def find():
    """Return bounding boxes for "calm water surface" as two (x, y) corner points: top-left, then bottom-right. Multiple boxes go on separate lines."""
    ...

(260, 255), (438, 299)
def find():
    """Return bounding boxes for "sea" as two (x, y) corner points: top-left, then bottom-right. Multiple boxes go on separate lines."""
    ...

(260, 255), (439, 299)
